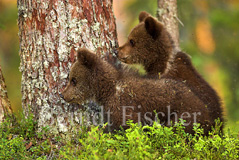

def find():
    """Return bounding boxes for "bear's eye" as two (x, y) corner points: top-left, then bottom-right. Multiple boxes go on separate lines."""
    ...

(71, 77), (77, 86)
(129, 39), (135, 47)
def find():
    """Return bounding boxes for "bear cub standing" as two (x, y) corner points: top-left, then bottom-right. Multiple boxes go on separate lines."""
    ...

(117, 11), (223, 133)
(61, 48), (214, 135)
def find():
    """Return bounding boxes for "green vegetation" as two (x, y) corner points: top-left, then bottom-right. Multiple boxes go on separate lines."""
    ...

(1, 113), (238, 159)
(1, 1), (239, 159)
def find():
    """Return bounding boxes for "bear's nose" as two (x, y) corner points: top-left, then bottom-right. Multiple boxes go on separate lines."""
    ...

(59, 93), (64, 99)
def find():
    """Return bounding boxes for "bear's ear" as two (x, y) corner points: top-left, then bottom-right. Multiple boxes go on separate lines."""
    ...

(139, 11), (150, 22)
(144, 16), (163, 40)
(77, 48), (96, 69)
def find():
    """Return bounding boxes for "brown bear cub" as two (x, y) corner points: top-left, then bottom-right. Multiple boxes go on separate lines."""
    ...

(117, 11), (223, 133)
(61, 48), (215, 135)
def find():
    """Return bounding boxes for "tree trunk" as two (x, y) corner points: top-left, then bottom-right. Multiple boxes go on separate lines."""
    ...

(17, 0), (118, 136)
(157, 0), (179, 48)
(0, 65), (12, 123)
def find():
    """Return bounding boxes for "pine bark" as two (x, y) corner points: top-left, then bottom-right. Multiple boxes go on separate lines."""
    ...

(17, 0), (118, 135)
(157, 0), (179, 48)
(0, 65), (12, 123)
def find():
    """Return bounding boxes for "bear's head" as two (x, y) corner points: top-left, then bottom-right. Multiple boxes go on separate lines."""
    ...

(60, 48), (96, 104)
(117, 11), (174, 73)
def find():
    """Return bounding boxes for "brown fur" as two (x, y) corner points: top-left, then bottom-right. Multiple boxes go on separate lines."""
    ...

(162, 52), (223, 126)
(117, 11), (223, 133)
(61, 48), (214, 135)
(117, 11), (174, 76)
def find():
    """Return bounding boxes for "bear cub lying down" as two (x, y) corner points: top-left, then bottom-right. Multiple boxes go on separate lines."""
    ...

(61, 48), (214, 135)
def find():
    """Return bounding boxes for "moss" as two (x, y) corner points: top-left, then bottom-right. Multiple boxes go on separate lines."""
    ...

(1, 115), (237, 159)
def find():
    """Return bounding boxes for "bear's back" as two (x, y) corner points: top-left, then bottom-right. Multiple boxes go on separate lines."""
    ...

(108, 77), (212, 134)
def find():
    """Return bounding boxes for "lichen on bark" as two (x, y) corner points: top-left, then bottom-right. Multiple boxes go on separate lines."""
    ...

(157, 0), (180, 49)
(17, 0), (118, 136)
(0, 65), (13, 123)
